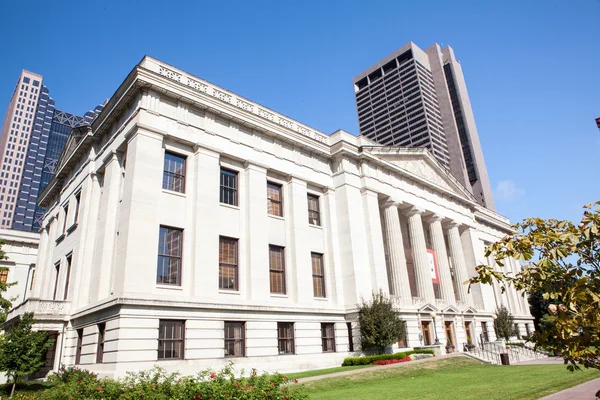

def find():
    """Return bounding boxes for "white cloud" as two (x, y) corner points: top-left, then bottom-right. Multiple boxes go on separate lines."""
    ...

(494, 180), (525, 202)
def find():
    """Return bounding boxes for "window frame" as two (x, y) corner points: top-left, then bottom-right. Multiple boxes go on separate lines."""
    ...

(0, 269), (8, 285)
(277, 322), (295, 355)
(267, 181), (283, 217)
(307, 194), (321, 226)
(156, 226), (183, 286)
(52, 262), (60, 300)
(224, 321), (245, 358)
(220, 168), (238, 206)
(162, 152), (186, 193)
(321, 323), (336, 353)
(63, 253), (72, 300)
(219, 236), (238, 291)
(311, 252), (326, 298)
(96, 323), (105, 364)
(158, 320), (185, 360)
(73, 191), (81, 225)
(75, 328), (83, 365)
(269, 245), (286, 294)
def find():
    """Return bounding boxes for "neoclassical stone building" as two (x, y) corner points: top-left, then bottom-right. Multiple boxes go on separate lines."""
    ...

(6, 57), (533, 377)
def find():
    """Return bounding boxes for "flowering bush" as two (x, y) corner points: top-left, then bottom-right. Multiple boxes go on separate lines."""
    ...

(372, 356), (411, 365)
(20, 364), (308, 400)
(342, 349), (435, 366)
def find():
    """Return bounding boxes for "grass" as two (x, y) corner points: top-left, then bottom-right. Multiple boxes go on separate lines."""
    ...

(286, 364), (374, 380)
(301, 357), (600, 400)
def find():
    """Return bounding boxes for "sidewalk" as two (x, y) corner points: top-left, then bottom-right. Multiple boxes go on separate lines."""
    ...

(539, 377), (600, 399)
(297, 353), (463, 383)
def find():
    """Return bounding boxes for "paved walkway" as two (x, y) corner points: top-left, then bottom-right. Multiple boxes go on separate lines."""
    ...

(298, 353), (462, 383)
(539, 377), (600, 399)
(518, 356), (566, 365)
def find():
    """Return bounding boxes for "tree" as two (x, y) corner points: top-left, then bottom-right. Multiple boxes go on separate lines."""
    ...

(493, 305), (518, 341)
(0, 239), (16, 323)
(0, 312), (54, 397)
(469, 201), (600, 370)
(358, 290), (406, 354)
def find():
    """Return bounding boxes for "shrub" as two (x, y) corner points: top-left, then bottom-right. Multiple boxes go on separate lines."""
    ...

(26, 364), (308, 400)
(341, 349), (434, 366)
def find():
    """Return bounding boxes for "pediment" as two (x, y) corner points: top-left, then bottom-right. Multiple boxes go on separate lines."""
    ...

(55, 125), (91, 173)
(443, 305), (461, 314)
(463, 306), (478, 314)
(418, 303), (439, 313)
(363, 147), (477, 202)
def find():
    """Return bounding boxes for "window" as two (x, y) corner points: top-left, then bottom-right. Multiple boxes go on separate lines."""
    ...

(307, 194), (321, 226)
(481, 321), (489, 343)
(267, 182), (283, 216)
(96, 323), (105, 364)
(277, 322), (295, 355)
(224, 322), (245, 357)
(158, 320), (185, 360)
(63, 254), (72, 300)
(311, 253), (326, 298)
(75, 329), (83, 365)
(220, 168), (238, 206)
(29, 268), (35, 290)
(269, 245), (286, 294)
(163, 153), (186, 193)
(347, 322), (354, 351)
(74, 192), (81, 224)
(321, 323), (336, 352)
(398, 321), (408, 348)
(0, 269), (7, 284)
(156, 226), (182, 286)
(219, 237), (238, 290)
(62, 204), (69, 233)
(53, 262), (60, 300)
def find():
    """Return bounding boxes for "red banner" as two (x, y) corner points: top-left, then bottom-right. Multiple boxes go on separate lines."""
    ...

(427, 249), (440, 284)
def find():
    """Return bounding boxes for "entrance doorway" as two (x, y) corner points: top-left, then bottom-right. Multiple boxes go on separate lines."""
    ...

(465, 321), (473, 344)
(444, 321), (455, 348)
(421, 321), (432, 345)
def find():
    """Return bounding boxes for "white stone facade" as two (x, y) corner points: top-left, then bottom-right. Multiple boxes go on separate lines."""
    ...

(0, 228), (39, 305)
(6, 57), (533, 377)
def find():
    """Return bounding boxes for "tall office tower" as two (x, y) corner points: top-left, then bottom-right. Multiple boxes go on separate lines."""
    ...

(0, 70), (102, 231)
(353, 42), (495, 210)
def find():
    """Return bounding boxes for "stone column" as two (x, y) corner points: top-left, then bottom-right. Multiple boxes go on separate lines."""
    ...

(447, 224), (473, 305)
(381, 201), (412, 304)
(429, 216), (455, 304)
(406, 208), (435, 303)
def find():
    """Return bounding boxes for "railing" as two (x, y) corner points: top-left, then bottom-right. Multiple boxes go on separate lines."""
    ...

(486, 343), (520, 364)
(464, 342), (500, 364)
(508, 344), (549, 359)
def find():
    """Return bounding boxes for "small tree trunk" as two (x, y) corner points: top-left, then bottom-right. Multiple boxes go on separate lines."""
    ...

(9, 376), (15, 399)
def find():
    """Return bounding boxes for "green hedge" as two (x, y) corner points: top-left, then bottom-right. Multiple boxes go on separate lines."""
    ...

(342, 349), (434, 366)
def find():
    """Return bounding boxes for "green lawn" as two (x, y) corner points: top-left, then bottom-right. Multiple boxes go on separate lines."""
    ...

(301, 357), (600, 400)
(286, 364), (374, 380)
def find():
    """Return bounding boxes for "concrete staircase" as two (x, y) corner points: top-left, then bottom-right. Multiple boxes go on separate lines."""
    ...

(462, 342), (549, 365)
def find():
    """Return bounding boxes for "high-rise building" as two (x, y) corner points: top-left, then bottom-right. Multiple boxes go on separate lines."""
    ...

(0, 70), (102, 231)
(353, 42), (495, 210)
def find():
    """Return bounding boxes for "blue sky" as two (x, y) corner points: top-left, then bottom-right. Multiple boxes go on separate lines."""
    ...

(0, 1), (598, 224)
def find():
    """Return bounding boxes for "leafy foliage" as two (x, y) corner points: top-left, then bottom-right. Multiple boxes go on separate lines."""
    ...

(358, 290), (406, 354)
(469, 201), (600, 370)
(0, 312), (54, 396)
(342, 349), (434, 366)
(493, 305), (519, 341)
(32, 364), (308, 400)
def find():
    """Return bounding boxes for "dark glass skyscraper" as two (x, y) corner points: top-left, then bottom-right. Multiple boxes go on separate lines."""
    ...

(12, 105), (103, 231)
(0, 70), (103, 232)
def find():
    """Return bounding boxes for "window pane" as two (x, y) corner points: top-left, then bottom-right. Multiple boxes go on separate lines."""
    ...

(157, 227), (182, 285)
(307, 194), (321, 226)
(224, 322), (245, 357)
(163, 153), (185, 193)
(311, 253), (325, 298)
(219, 237), (238, 290)
(158, 320), (184, 360)
(220, 169), (238, 206)
(267, 182), (282, 216)
(269, 246), (285, 294)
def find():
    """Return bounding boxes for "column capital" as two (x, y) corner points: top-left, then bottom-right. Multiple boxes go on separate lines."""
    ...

(243, 160), (269, 172)
(382, 200), (401, 209)
(445, 221), (462, 230)
(405, 206), (425, 217)
(425, 213), (444, 223)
